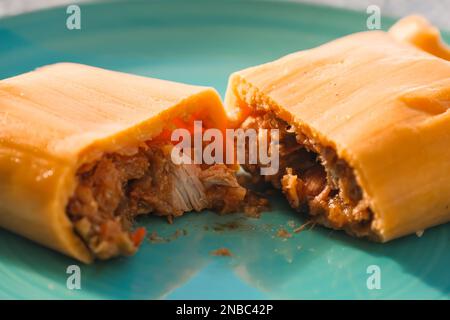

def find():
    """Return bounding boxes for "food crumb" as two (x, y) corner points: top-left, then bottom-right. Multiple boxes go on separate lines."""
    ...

(212, 220), (248, 232)
(210, 248), (233, 257)
(148, 229), (188, 243)
(149, 231), (165, 243)
(293, 220), (314, 233)
(416, 230), (424, 237)
(277, 228), (292, 239)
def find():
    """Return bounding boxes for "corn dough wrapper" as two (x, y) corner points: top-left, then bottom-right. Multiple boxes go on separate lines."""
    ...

(0, 63), (246, 263)
(225, 16), (450, 242)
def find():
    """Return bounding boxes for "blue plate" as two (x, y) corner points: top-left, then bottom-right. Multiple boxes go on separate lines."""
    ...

(0, 0), (449, 299)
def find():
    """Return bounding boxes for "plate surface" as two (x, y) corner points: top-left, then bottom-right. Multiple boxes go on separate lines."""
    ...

(0, 0), (449, 299)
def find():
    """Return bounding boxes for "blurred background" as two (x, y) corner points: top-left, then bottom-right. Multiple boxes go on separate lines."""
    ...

(0, 0), (450, 30)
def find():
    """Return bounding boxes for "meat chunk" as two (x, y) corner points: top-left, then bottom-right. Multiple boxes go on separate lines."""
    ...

(241, 112), (373, 238)
(67, 143), (254, 260)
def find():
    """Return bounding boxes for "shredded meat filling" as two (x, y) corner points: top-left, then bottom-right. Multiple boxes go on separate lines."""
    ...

(240, 111), (373, 238)
(66, 143), (264, 260)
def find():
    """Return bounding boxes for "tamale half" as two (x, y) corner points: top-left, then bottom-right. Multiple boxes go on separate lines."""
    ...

(0, 63), (245, 263)
(225, 16), (450, 242)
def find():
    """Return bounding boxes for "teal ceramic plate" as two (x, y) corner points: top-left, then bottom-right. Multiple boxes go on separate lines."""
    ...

(0, 0), (449, 299)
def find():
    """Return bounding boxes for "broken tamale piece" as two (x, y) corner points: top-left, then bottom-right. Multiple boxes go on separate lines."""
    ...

(225, 16), (450, 242)
(0, 63), (245, 263)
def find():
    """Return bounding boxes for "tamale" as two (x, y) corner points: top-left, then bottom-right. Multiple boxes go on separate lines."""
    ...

(225, 16), (450, 242)
(0, 63), (246, 263)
